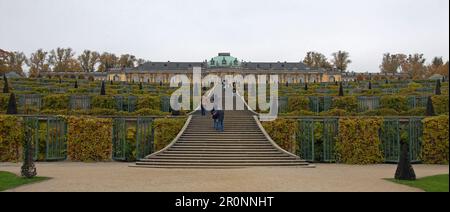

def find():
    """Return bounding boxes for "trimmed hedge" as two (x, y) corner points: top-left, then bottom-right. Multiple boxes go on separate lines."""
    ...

(287, 96), (309, 112)
(380, 95), (408, 112)
(0, 94), (9, 113)
(421, 115), (449, 164)
(137, 96), (161, 110)
(336, 117), (384, 164)
(153, 118), (186, 151)
(431, 95), (449, 115)
(262, 119), (298, 153)
(0, 115), (23, 162)
(332, 96), (358, 112)
(67, 116), (113, 161)
(42, 94), (69, 110)
(91, 95), (116, 109)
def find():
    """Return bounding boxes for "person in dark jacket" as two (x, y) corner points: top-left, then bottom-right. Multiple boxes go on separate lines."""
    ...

(217, 109), (224, 132)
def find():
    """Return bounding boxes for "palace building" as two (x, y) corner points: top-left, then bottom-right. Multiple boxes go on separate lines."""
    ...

(106, 53), (342, 84)
(38, 53), (344, 83)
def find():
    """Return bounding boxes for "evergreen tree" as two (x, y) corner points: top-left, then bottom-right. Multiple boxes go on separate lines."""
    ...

(304, 83), (308, 91)
(159, 81), (163, 86)
(3, 75), (9, 93)
(426, 96), (435, 116)
(21, 121), (37, 178)
(6, 93), (18, 114)
(435, 80), (441, 95)
(110, 80), (113, 85)
(100, 81), (106, 95)
(395, 141), (416, 180)
(368, 81), (372, 90)
(338, 82), (344, 96)
(74, 80), (78, 88)
(59, 78), (62, 84)
(139, 82), (143, 90)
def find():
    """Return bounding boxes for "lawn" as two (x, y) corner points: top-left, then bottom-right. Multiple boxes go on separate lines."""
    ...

(388, 174), (449, 192)
(0, 171), (49, 191)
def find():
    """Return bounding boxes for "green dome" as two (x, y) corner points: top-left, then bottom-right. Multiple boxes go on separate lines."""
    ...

(208, 53), (240, 68)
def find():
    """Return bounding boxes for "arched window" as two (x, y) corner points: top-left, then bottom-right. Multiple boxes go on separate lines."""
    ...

(222, 58), (227, 65)
(210, 59), (215, 65)
(233, 58), (238, 65)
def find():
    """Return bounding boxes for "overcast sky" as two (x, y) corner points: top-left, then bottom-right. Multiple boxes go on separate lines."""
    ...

(1, 0), (448, 72)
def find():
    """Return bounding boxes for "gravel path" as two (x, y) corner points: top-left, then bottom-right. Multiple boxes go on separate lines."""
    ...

(1, 162), (448, 192)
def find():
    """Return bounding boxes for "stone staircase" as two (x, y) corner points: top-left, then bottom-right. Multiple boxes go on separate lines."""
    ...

(134, 106), (312, 168)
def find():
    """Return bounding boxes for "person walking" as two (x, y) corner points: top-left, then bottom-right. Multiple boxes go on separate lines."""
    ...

(201, 93), (207, 116)
(217, 109), (224, 132)
(211, 109), (219, 129)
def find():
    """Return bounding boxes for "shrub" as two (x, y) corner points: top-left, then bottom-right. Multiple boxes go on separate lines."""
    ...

(287, 96), (309, 111)
(284, 110), (315, 116)
(361, 108), (399, 116)
(67, 116), (113, 161)
(400, 108), (426, 116)
(431, 95), (449, 115)
(336, 117), (384, 164)
(0, 94), (9, 112)
(331, 96), (358, 112)
(262, 119), (298, 153)
(421, 115), (449, 164)
(42, 94), (69, 110)
(153, 118), (186, 151)
(0, 115), (23, 162)
(319, 109), (350, 116)
(380, 95), (408, 112)
(91, 95), (116, 109)
(137, 95), (161, 110)
(133, 108), (170, 116)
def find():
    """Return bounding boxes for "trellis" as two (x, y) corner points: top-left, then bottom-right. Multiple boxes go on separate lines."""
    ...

(278, 96), (288, 113)
(407, 96), (429, 109)
(308, 96), (332, 113)
(24, 116), (67, 161)
(70, 95), (91, 110)
(160, 96), (171, 112)
(357, 96), (380, 112)
(297, 118), (338, 162)
(380, 118), (423, 163)
(112, 117), (155, 161)
(18, 94), (42, 113)
(114, 96), (137, 112)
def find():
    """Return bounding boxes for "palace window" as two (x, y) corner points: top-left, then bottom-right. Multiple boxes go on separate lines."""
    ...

(222, 58), (227, 65)
(210, 59), (215, 66)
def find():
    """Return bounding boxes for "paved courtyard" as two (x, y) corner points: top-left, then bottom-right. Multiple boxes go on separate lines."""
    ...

(1, 162), (448, 192)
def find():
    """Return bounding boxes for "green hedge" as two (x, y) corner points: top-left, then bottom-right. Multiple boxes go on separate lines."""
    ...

(42, 94), (69, 110)
(0, 115), (23, 162)
(91, 95), (116, 109)
(262, 119), (298, 153)
(153, 118), (186, 151)
(287, 96), (309, 112)
(0, 94), (9, 113)
(380, 95), (408, 112)
(432, 95), (449, 115)
(336, 117), (384, 164)
(421, 115), (449, 164)
(332, 96), (358, 112)
(67, 116), (113, 161)
(137, 95), (161, 110)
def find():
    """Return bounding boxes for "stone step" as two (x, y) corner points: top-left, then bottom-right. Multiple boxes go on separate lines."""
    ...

(138, 159), (307, 163)
(135, 162), (311, 167)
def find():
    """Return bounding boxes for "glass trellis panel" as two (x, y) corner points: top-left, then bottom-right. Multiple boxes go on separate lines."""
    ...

(112, 118), (127, 161)
(309, 97), (320, 113)
(115, 96), (137, 112)
(45, 117), (67, 160)
(278, 96), (288, 113)
(408, 118), (423, 163)
(136, 117), (154, 160)
(18, 94), (42, 112)
(407, 96), (429, 109)
(357, 96), (380, 112)
(24, 117), (40, 161)
(322, 96), (332, 112)
(297, 119), (314, 161)
(309, 96), (332, 113)
(160, 96), (171, 112)
(381, 119), (400, 163)
(70, 95), (91, 110)
(323, 119), (338, 162)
